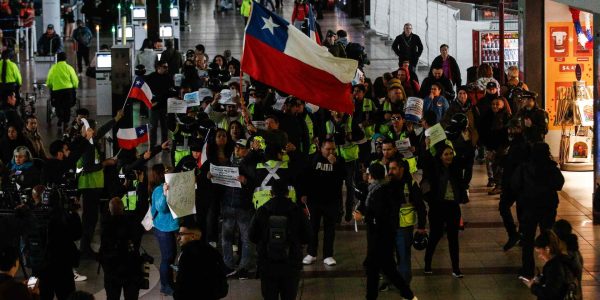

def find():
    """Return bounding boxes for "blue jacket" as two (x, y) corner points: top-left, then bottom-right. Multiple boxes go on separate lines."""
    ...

(151, 185), (180, 232)
(424, 96), (449, 123)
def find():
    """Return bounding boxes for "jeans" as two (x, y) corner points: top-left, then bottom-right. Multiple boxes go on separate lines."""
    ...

(150, 108), (168, 146)
(260, 270), (300, 300)
(520, 207), (556, 277)
(77, 46), (90, 73)
(221, 206), (253, 270)
(395, 226), (414, 283)
(154, 229), (176, 295)
(425, 201), (461, 272)
(307, 204), (337, 258)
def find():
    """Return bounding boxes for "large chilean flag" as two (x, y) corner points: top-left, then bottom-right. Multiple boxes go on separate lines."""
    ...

(242, 2), (357, 114)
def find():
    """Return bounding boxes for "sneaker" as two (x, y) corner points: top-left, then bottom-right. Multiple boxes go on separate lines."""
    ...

(237, 268), (249, 280)
(403, 297), (418, 300)
(378, 282), (389, 292)
(225, 267), (237, 278)
(323, 257), (337, 266)
(73, 270), (87, 282)
(503, 234), (520, 252)
(209, 241), (217, 248)
(302, 255), (317, 265)
(452, 270), (464, 278)
(232, 244), (238, 252)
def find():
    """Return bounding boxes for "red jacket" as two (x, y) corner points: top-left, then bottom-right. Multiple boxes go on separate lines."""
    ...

(291, 3), (309, 23)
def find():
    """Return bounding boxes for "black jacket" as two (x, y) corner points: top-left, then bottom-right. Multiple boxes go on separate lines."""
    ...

(423, 159), (466, 205)
(511, 159), (564, 209)
(419, 74), (455, 101)
(517, 107), (548, 143)
(174, 240), (228, 300)
(301, 153), (346, 206)
(431, 55), (462, 87)
(501, 135), (530, 189)
(249, 196), (311, 275)
(99, 215), (142, 278)
(391, 33), (423, 66)
(530, 254), (581, 300)
(145, 72), (174, 111)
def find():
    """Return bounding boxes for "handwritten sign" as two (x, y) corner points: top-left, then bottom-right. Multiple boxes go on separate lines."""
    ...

(424, 123), (447, 148)
(183, 91), (200, 107)
(395, 138), (413, 158)
(167, 98), (187, 114)
(252, 121), (267, 130)
(165, 171), (196, 218)
(198, 88), (213, 101)
(210, 164), (241, 188)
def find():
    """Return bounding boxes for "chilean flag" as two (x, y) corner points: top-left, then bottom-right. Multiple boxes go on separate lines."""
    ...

(308, 4), (321, 45)
(242, 2), (357, 114)
(117, 125), (149, 149)
(128, 76), (153, 109)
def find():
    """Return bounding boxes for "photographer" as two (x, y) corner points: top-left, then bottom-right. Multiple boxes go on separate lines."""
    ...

(42, 140), (77, 186)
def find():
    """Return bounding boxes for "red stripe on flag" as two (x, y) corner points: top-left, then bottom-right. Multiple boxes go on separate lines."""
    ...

(118, 134), (149, 150)
(242, 35), (353, 113)
(129, 88), (153, 109)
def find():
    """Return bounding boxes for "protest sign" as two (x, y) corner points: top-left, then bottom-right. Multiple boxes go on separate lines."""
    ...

(210, 164), (241, 188)
(424, 123), (447, 147)
(165, 171), (196, 218)
(167, 98), (188, 113)
(183, 91), (200, 107)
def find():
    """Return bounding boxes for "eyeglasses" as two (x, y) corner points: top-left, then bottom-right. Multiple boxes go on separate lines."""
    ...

(391, 116), (402, 121)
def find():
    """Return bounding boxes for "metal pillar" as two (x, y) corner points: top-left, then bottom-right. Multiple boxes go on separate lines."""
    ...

(499, 0), (505, 84)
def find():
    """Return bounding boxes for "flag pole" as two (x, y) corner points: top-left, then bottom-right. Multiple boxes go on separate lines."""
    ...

(121, 78), (136, 111)
(146, 124), (151, 152)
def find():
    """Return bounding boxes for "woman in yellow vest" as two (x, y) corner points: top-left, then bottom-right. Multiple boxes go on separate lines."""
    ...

(0, 50), (21, 102)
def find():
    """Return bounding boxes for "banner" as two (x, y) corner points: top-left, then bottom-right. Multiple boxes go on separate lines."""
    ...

(165, 171), (196, 218)
(210, 164), (241, 188)
(424, 123), (447, 147)
(183, 91), (200, 107)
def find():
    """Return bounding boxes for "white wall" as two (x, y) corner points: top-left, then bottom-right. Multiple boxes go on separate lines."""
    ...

(456, 20), (492, 81)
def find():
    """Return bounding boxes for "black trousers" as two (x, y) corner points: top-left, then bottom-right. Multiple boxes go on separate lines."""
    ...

(39, 266), (75, 300)
(307, 204), (337, 258)
(499, 188), (521, 236)
(104, 274), (140, 300)
(425, 201), (461, 271)
(260, 270), (300, 300)
(455, 145), (475, 189)
(77, 46), (90, 73)
(51, 88), (75, 124)
(520, 207), (556, 277)
(365, 226), (414, 300)
(80, 188), (103, 252)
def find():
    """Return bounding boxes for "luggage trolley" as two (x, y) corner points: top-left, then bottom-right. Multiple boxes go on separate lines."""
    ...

(33, 55), (56, 125)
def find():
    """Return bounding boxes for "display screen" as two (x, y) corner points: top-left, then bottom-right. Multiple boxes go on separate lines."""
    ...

(133, 8), (146, 19)
(96, 53), (112, 69)
(170, 7), (179, 18)
(117, 26), (134, 39)
(160, 25), (173, 38)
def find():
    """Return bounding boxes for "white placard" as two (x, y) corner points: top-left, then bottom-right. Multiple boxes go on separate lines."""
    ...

(183, 91), (200, 107)
(167, 98), (188, 113)
(395, 138), (413, 158)
(252, 121), (267, 130)
(424, 123), (447, 148)
(210, 164), (241, 188)
(404, 97), (424, 123)
(165, 171), (196, 218)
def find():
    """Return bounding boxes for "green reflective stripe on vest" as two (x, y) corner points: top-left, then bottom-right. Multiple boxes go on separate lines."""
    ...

(305, 114), (316, 154)
(77, 148), (104, 189)
(404, 157), (418, 174)
(256, 160), (289, 169)
(252, 186), (297, 209)
(383, 101), (392, 112)
(340, 143), (359, 161)
(174, 148), (191, 166)
(248, 103), (255, 116)
(121, 180), (139, 211)
(363, 98), (374, 112)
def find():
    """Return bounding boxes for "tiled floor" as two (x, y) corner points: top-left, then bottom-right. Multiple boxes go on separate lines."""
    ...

(13, 0), (600, 299)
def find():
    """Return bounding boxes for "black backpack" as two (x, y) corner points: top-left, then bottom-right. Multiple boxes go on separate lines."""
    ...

(267, 215), (291, 262)
(562, 259), (581, 300)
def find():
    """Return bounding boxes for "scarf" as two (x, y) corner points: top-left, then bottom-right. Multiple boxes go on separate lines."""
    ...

(10, 160), (33, 172)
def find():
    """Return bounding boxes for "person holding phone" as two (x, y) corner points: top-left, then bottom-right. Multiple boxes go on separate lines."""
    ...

(0, 245), (38, 299)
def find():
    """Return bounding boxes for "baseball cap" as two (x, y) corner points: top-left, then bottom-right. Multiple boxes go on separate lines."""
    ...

(236, 139), (248, 148)
(47, 24), (54, 30)
(326, 30), (336, 37)
(486, 81), (498, 89)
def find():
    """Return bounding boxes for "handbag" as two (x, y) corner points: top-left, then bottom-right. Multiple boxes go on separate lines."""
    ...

(141, 207), (154, 231)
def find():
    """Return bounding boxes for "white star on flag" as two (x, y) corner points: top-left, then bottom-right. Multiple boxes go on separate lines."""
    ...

(261, 16), (279, 35)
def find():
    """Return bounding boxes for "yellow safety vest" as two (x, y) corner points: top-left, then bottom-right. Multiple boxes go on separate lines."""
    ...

(305, 114), (316, 154)
(121, 180), (139, 211)
(325, 119), (359, 162)
(252, 160), (297, 209)
(77, 148), (104, 189)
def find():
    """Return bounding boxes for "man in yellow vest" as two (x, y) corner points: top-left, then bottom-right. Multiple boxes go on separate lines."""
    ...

(250, 145), (299, 209)
(47, 52), (78, 132)
(76, 110), (123, 257)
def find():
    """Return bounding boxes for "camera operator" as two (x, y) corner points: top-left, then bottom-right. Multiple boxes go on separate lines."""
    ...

(74, 111), (123, 258)
(36, 186), (82, 300)
(3, 146), (41, 191)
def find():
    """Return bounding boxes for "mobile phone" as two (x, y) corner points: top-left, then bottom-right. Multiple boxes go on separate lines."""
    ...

(27, 276), (38, 288)
(519, 276), (530, 283)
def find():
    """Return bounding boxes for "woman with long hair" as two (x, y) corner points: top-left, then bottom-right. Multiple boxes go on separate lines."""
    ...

(134, 39), (158, 75)
(524, 230), (581, 300)
(423, 143), (466, 278)
(149, 164), (179, 296)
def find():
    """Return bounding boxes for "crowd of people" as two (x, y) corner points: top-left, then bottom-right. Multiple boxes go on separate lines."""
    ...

(0, 3), (587, 300)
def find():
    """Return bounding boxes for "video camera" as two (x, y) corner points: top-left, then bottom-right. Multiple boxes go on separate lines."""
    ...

(0, 173), (33, 209)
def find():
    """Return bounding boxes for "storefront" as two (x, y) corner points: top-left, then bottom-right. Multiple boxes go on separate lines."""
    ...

(538, 0), (600, 222)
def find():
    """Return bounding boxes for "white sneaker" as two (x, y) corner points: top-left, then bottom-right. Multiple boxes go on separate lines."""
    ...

(209, 242), (217, 248)
(403, 297), (418, 300)
(73, 270), (87, 282)
(232, 244), (238, 252)
(302, 255), (317, 265)
(323, 257), (337, 266)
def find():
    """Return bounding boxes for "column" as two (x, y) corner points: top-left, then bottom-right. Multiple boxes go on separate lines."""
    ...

(593, 13), (600, 223)
(519, 0), (545, 102)
(42, 0), (61, 32)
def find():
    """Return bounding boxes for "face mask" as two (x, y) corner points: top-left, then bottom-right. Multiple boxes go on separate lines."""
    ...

(248, 96), (257, 104)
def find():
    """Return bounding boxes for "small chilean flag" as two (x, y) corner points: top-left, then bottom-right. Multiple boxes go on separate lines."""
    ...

(117, 125), (149, 149)
(242, 2), (357, 113)
(308, 4), (321, 45)
(128, 76), (153, 109)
